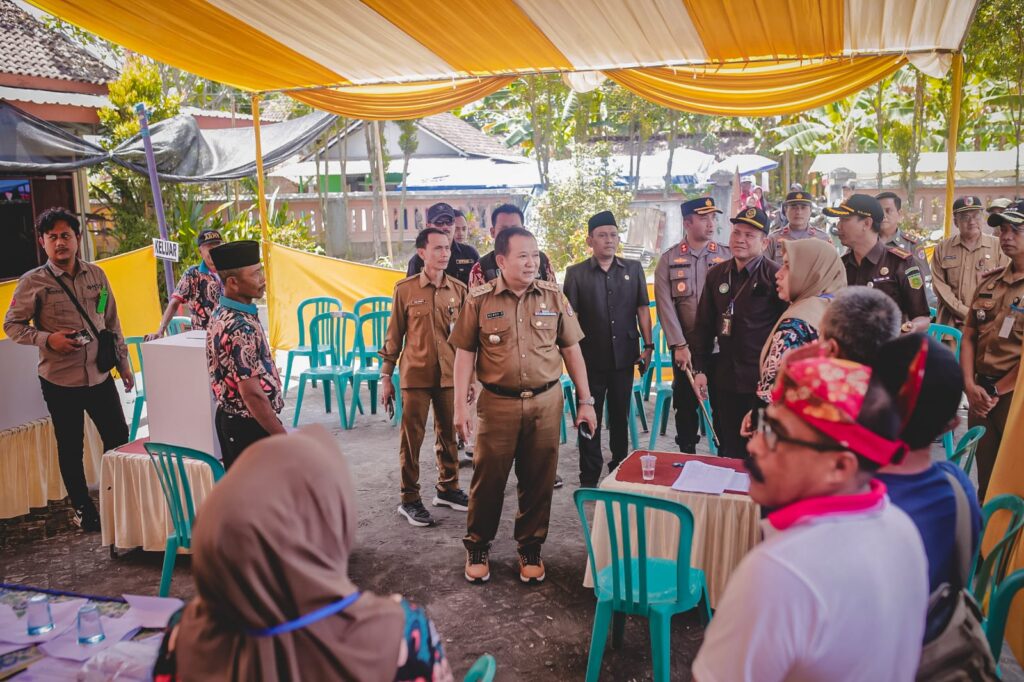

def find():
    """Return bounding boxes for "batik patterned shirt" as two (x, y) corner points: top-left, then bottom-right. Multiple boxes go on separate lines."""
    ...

(206, 297), (283, 418)
(172, 262), (222, 330)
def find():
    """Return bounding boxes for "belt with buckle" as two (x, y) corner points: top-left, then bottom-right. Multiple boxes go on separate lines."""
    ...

(482, 380), (558, 399)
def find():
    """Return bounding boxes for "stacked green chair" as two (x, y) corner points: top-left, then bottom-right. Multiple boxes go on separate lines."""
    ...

(144, 442), (225, 596)
(947, 426), (986, 478)
(353, 296), (393, 359)
(350, 310), (391, 426)
(167, 316), (192, 335)
(970, 494), (1024, 606)
(283, 297), (341, 395)
(293, 311), (358, 429)
(575, 489), (711, 682)
(125, 336), (147, 441)
(983, 568), (1024, 667)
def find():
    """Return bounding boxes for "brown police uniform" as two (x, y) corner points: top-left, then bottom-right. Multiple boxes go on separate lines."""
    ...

(449, 275), (584, 551)
(379, 271), (467, 504)
(930, 233), (1007, 328)
(842, 238), (930, 325)
(965, 263), (1024, 498)
(764, 225), (832, 264)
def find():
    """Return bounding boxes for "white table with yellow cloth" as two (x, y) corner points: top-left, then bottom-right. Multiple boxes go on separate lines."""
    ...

(99, 439), (217, 552)
(582, 451), (761, 607)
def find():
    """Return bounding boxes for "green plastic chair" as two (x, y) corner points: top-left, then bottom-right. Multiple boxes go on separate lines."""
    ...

(947, 426), (986, 477)
(575, 489), (711, 682)
(144, 442), (225, 597)
(984, 568), (1024, 666)
(353, 296), (393, 358)
(464, 654), (496, 682)
(927, 323), (962, 359)
(560, 374), (576, 444)
(929, 306), (937, 321)
(125, 336), (147, 441)
(167, 316), (192, 335)
(293, 311), (357, 430)
(644, 323), (673, 401)
(284, 297), (342, 395)
(648, 385), (717, 455)
(349, 310), (391, 425)
(969, 494), (1024, 605)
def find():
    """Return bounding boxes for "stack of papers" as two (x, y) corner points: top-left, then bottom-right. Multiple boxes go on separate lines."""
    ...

(671, 461), (751, 495)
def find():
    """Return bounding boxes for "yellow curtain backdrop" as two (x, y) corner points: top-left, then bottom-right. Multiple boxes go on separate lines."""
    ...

(603, 56), (907, 116)
(291, 77), (515, 120)
(0, 247), (161, 341)
(265, 242), (404, 350)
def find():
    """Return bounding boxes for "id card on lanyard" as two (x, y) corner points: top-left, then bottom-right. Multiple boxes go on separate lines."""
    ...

(720, 269), (754, 337)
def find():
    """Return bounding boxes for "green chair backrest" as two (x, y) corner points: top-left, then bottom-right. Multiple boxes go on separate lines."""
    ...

(167, 316), (192, 335)
(927, 323), (963, 360)
(970, 493), (1024, 603)
(297, 297), (342, 347)
(125, 336), (146, 393)
(307, 311), (344, 370)
(574, 488), (696, 613)
(949, 425), (986, 476)
(464, 654), (496, 682)
(143, 442), (225, 549)
(356, 310), (391, 367)
(353, 296), (392, 319)
(984, 568), (1024, 662)
(337, 311), (363, 366)
(651, 323), (673, 384)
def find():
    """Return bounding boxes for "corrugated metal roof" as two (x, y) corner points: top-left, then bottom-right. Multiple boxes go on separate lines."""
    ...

(0, 0), (115, 84)
(0, 85), (109, 107)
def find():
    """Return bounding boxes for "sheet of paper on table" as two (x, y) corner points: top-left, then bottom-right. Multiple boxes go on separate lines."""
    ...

(728, 471), (751, 493)
(671, 461), (746, 495)
(123, 594), (184, 629)
(0, 599), (86, 646)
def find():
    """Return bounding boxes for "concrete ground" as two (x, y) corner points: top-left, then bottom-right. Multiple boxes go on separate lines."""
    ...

(2, 373), (1022, 681)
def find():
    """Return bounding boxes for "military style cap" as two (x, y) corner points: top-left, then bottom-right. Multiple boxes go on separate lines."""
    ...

(196, 229), (223, 247)
(988, 208), (1024, 229)
(988, 198), (1014, 212)
(587, 210), (617, 233)
(952, 196), (983, 213)
(426, 202), (456, 224)
(730, 206), (770, 234)
(823, 193), (883, 228)
(210, 240), (261, 270)
(783, 191), (813, 206)
(681, 197), (723, 217)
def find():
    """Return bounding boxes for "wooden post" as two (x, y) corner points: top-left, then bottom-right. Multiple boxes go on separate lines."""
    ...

(372, 120), (393, 262)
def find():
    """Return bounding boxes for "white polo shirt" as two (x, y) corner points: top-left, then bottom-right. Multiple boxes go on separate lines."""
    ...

(693, 481), (928, 682)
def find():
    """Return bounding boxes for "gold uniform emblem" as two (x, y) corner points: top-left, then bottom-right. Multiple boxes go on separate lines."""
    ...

(745, 208), (757, 219)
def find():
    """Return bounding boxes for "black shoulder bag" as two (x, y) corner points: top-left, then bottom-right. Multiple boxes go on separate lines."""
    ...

(49, 271), (118, 374)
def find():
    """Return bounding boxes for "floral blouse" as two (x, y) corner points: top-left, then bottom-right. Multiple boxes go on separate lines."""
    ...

(756, 318), (819, 402)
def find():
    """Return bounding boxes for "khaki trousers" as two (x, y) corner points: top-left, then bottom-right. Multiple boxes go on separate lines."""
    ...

(970, 390), (1013, 501)
(464, 386), (562, 551)
(399, 387), (460, 504)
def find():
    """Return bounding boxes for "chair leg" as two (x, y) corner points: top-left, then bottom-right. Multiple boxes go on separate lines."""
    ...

(586, 601), (613, 682)
(611, 612), (626, 649)
(649, 612), (671, 682)
(649, 397), (662, 449)
(323, 377), (332, 413)
(392, 376), (402, 425)
(293, 376), (308, 428)
(284, 352), (294, 396)
(159, 537), (178, 597)
(130, 395), (145, 441)
(634, 391), (649, 432)
(348, 377), (361, 427)
(660, 396), (672, 435)
(628, 401), (639, 451)
(699, 578), (713, 625)
(334, 376), (350, 430)
(942, 431), (954, 459)
(368, 379), (379, 415)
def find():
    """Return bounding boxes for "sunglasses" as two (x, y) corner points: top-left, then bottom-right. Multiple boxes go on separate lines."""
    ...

(752, 408), (844, 453)
(431, 216), (455, 227)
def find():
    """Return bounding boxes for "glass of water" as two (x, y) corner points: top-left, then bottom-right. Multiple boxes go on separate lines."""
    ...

(26, 594), (54, 636)
(76, 604), (105, 645)
(640, 454), (657, 481)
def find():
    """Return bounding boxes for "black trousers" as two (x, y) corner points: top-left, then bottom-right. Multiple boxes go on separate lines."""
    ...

(40, 376), (129, 509)
(710, 387), (758, 459)
(215, 408), (270, 469)
(579, 367), (634, 485)
(671, 364), (702, 452)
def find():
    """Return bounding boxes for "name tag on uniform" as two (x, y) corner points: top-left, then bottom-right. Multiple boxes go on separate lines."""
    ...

(411, 299), (426, 305)
(486, 311), (504, 319)
(534, 310), (557, 317)
(455, 259), (473, 265)
(1000, 316), (1014, 338)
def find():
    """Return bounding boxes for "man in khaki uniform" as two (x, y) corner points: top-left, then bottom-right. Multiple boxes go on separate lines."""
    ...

(962, 206), (1024, 500)
(451, 227), (597, 585)
(380, 228), (468, 528)
(931, 196), (1008, 328)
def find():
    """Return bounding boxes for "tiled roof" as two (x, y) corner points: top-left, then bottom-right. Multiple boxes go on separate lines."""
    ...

(0, 0), (115, 84)
(419, 113), (511, 158)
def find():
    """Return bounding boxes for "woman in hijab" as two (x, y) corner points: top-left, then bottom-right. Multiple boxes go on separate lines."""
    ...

(152, 426), (454, 682)
(755, 238), (846, 402)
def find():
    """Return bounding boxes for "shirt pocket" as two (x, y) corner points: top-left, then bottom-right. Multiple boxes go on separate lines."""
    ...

(668, 266), (693, 299)
(939, 254), (962, 283)
(971, 299), (996, 328)
(530, 315), (558, 348)
(479, 316), (512, 352)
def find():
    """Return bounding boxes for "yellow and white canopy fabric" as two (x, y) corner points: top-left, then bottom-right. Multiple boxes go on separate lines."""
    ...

(28, 0), (977, 118)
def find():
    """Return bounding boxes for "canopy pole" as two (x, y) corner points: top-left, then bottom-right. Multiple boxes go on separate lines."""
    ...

(944, 53), (964, 238)
(371, 120), (393, 262)
(252, 94), (275, 349)
(134, 103), (175, 295)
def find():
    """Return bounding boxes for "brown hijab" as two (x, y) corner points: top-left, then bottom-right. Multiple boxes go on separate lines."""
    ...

(174, 426), (404, 681)
(759, 238), (846, 367)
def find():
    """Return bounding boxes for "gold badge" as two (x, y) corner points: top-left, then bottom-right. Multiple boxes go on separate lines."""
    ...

(535, 321), (543, 327)
(796, 193), (804, 200)
(879, 267), (889, 276)
(488, 334), (501, 344)
(745, 208), (757, 219)
(705, 198), (713, 207)
(677, 282), (687, 293)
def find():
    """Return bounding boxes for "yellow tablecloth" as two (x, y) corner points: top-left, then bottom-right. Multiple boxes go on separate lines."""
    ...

(582, 456), (761, 607)
(99, 447), (216, 552)
(0, 418), (104, 519)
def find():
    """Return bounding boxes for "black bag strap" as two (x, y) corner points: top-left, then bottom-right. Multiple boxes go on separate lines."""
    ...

(49, 269), (102, 339)
(944, 469), (973, 591)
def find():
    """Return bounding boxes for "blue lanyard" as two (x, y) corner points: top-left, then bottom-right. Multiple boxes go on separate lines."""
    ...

(246, 592), (362, 637)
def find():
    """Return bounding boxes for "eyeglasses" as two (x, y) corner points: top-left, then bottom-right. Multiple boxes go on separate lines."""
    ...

(431, 216), (454, 227)
(752, 408), (844, 453)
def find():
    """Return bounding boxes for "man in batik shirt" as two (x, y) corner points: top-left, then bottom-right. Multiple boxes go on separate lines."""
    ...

(147, 229), (224, 339)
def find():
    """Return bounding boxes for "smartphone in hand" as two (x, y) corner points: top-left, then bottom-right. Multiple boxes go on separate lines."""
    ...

(385, 396), (395, 420)
(578, 422), (594, 440)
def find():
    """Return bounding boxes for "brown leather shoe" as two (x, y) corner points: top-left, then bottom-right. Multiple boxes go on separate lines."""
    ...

(465, 548), (490, 584)
(518, 545), (546, 584)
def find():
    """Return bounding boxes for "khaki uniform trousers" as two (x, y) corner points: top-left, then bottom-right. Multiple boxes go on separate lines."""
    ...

(399, 387), (460, 504)
(969, 390), (1013, 501)
(464, 385), (562, 551)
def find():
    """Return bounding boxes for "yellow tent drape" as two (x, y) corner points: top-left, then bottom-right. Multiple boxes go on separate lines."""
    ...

(0, 247), (162, 341)
(290, 77), (515, 120)
(603, 55), (907, 116)
(264, 242), (404, 350)
(944, 53), (964, 237)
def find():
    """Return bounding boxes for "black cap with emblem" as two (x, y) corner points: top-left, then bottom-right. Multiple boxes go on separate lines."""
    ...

(210, 240), (261, 271)
(989, 207), (1024, 229)
(823, 194), (884, 229)
(196, 229), (223, 247)
(730, 207), (770, 234)
(587, 210), (617, 233)
(681, 197), (723, 217)
(952, 196), (983, 214)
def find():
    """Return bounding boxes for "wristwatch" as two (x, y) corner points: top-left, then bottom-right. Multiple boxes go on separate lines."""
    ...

(579, 397), (596, 406)
(643, 343), (655, 350)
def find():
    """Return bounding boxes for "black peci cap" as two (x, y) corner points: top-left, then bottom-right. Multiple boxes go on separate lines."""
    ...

(587, 210), (617, 233)
(210, 240), (261, 270)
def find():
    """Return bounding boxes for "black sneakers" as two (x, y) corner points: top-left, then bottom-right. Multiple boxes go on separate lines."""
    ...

(397, 500), (435, 527)
(73, 502), (101, 533)
(518, 545), (546, 583)
(432, 488), (469, 511)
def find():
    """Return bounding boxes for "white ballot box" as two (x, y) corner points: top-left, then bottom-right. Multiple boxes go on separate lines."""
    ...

(142, 331), (220, 459)
(0, 339), (49, 430)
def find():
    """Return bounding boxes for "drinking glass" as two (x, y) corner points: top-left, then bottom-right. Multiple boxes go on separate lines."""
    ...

(25, 594), (54, 636)
(640, 454), (657, 481)
(76, 604), (105, 645)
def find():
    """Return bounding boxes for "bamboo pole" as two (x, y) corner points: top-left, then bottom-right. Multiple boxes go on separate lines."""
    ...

(944, 53), (964, 238)
(251, 94), (275, 347)
(372, 120), (393, 262)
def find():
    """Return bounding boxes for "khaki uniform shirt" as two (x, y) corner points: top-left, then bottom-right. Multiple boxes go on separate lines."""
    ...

(884, 229), (931, 280)
(653, 239), (731, 349)
(379, 271), (467, 389)
(764, 225), (832, 264)
(966, 263), (1024, 377)
(930, 233), (1007, 326)
(449, 275), (584, 389)
(3, 259), (128, 388)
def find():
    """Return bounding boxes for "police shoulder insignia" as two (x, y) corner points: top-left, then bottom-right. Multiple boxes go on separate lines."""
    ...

(902, 233), (919, 244)
(915, 248), (926, 262)
(888, 247), (912, 260)
(708, 242), (717, 252)
(679, 242), (689, 254)
(470, 282), (495, 297)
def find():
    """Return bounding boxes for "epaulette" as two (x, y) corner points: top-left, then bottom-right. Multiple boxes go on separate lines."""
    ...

(901, 233), (920, 244)
(708, 242), (719, 252)
(536, 279), (560, 292)
(470, 282), (495, 297)
(395, 274), (419, 285)
(888, 246), (912, 260)
(447, 276), (468, 290)
(980, 265), (1006, 280)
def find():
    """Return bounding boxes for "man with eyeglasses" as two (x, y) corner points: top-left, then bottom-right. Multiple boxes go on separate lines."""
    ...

(4, 207), (134, 533)
(692, 356), (928, 682)
(407, 202), (479, 285)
